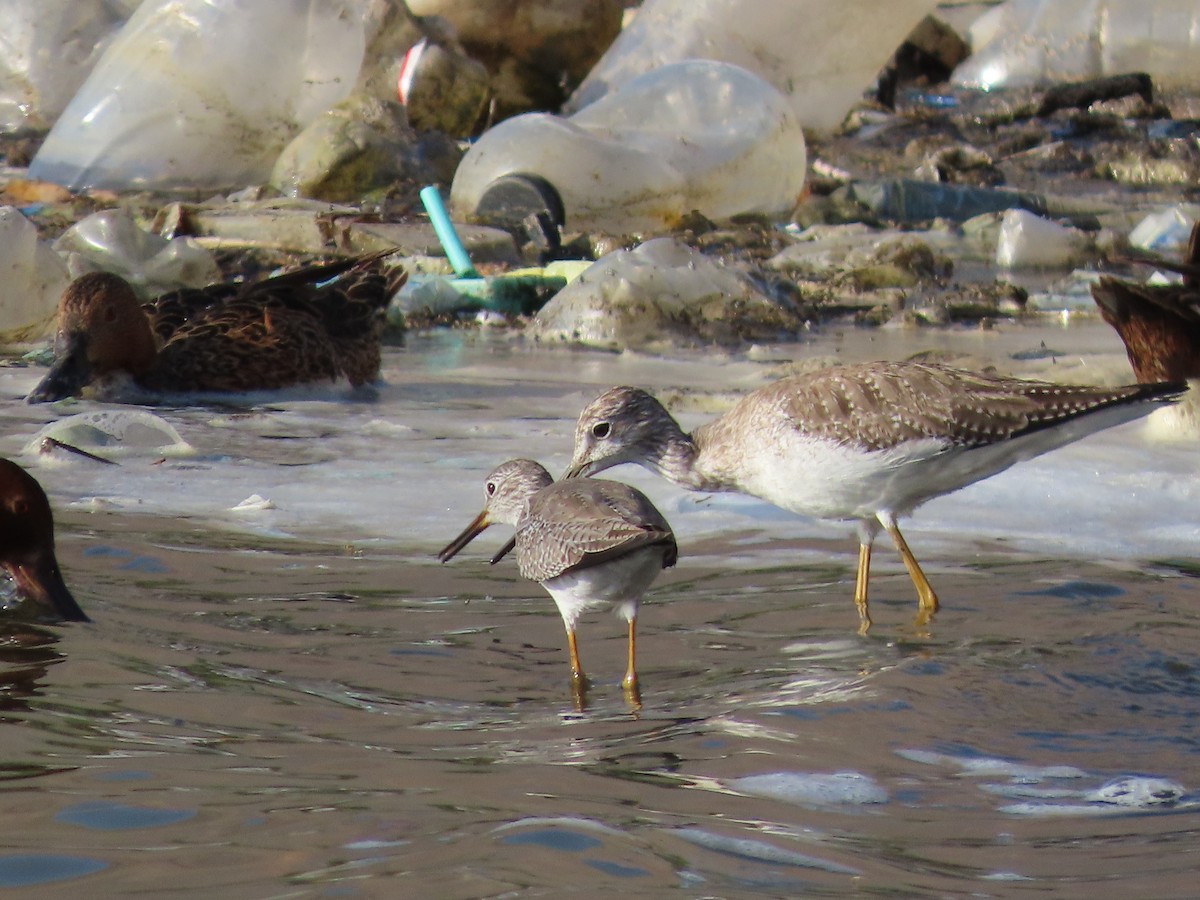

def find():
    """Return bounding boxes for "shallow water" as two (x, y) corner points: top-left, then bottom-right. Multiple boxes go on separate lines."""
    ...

(2, 321), (1199, 897)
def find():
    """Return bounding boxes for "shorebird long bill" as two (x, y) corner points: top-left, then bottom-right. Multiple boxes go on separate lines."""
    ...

(490, 536), (517, 565)
(437, 510), (491, 563)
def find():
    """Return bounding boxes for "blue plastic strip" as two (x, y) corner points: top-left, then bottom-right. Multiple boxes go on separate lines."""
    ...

(420, 184), (478, 278)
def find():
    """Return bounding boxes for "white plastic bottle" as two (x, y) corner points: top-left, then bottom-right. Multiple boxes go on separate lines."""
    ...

(450, 60), (808, 234)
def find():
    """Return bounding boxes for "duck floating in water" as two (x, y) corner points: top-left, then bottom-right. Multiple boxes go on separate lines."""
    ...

(27, 252), (405, 403)
(0, 459), (88, 622)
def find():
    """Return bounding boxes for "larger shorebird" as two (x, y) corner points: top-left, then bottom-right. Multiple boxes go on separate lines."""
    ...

(564, 362), (1182, 631)
(438, 459), (676, 709)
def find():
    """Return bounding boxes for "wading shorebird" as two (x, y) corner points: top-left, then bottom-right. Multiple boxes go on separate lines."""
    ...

(438, 458), (676, 709)
(0, 459), (89, 623)
(28, 252), (405, 403)
(563, 362), (1183, 631)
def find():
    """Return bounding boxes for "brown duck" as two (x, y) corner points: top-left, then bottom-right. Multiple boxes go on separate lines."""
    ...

(28, 252), (405, 402)
(1092, 220), (1200, 383)
(0, 459), (88, 622)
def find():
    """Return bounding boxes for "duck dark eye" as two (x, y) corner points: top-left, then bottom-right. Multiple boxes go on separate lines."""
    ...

(486, 482), (496, 496)
(591, 422), (611, 439)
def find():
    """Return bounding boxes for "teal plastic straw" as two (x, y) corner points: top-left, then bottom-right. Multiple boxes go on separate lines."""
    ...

(420, 185), (478, 278)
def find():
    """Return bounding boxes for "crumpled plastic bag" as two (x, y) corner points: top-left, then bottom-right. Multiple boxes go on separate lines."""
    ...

(530, 237), (798, 349)
(954, 0), (1200, 91)
(54, 209), (221, 297)
(29, 0), (370, 191)
(0, 0), (132, 134)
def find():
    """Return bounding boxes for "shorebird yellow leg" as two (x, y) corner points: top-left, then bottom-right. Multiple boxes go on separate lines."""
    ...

(566, 628), (589, 710)
(854, 542), (873, 635)
(623, 618), (642, 709)
(884, 520), (940, 622)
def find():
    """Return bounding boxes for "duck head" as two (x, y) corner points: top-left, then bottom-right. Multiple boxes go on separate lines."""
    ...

(28, 272), (157, 403)
(0, 460), (89, 622)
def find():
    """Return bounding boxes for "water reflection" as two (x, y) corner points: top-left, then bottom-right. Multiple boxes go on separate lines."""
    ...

(0, 331), (1197, 894)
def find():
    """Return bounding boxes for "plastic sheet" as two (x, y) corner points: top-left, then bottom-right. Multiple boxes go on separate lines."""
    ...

(566, 0), (940, 131)
(0, 0), (131, 133)
(29, 0), (369, 192)
(0, 206), (71, 344)
(954, 0), (1200, 91)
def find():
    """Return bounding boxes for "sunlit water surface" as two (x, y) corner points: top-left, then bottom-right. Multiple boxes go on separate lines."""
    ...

(1, 321), (1198, 898)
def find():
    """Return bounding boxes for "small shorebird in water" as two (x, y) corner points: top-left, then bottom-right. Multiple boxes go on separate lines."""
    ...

(438, 458), (676, 710)
(564, 362), (1182, 631)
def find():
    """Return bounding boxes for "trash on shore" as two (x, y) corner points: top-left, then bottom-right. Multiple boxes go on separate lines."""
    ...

(0, 1), (1198, 355)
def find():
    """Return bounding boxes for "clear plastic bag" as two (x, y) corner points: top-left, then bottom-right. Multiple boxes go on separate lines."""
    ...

(0, 0), (131, 133)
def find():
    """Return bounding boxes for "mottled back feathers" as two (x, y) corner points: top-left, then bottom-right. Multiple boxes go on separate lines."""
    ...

(707, 361), (1184, 453)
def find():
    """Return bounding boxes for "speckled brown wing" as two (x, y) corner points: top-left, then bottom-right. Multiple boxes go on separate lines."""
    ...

(737, 361), (1181, 451)
(145, 298), (340, 392)
(514, 480), (677, 583)
(143, 284), (241, 343)
(307, 258), (406, 386)
(143, 252), (402, 390)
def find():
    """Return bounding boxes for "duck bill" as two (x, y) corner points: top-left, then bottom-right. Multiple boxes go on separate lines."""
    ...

(437, 510), (491, 563)
(27, 332), (91, 403)
(8, 556), (90, 623)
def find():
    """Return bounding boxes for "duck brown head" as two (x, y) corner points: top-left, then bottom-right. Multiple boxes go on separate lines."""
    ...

(28, 272), (157, 403)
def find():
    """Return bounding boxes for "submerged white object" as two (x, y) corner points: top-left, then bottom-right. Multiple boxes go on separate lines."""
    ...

(0, 206), (71, 344)
(955, 0), (1200, 91)
(565, 0), (941, 131)
(29, 0), (368, 191)
(26, 410), (194, 459)
(451, 60), (807, 233)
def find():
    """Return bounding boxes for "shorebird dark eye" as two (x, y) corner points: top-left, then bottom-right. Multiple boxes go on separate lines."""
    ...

(592, 422), (611, 439)
(486, 481), (496, 496)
